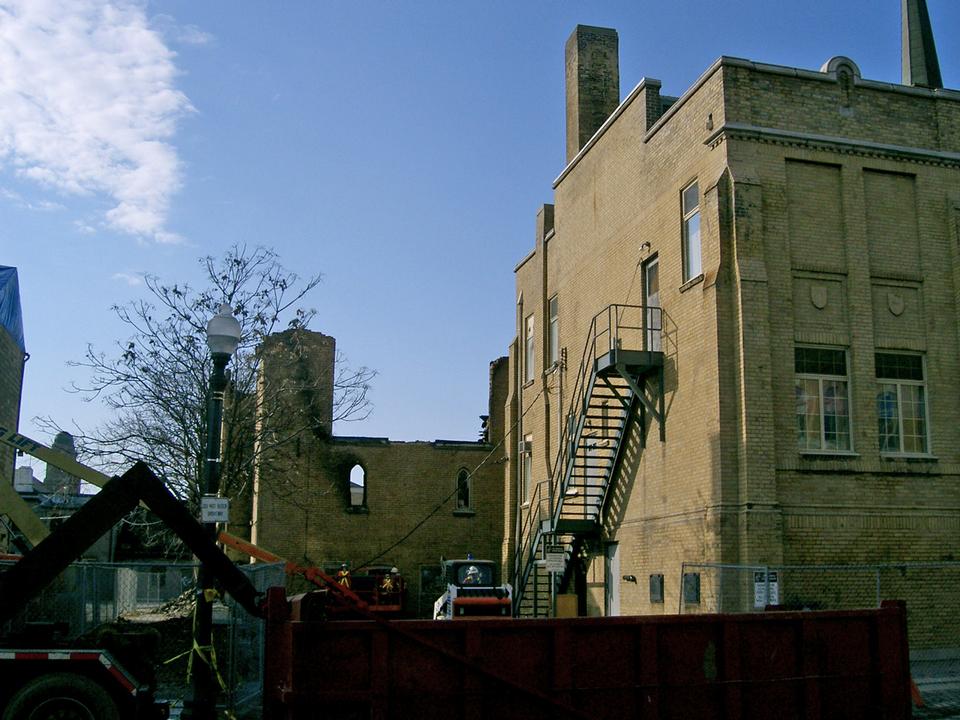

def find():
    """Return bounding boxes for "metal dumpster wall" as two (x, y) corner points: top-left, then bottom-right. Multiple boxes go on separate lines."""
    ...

(263, 591), (910, 720)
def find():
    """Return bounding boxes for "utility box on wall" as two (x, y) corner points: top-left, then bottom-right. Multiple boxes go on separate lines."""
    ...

(555, 593), (578, 618)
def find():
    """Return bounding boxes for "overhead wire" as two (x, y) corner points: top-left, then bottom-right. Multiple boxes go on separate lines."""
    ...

(354, 384), (546, 571)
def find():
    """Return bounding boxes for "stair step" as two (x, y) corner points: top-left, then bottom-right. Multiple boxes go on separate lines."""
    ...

(555, 519), (600, 534)
(515, 343), (656, 616)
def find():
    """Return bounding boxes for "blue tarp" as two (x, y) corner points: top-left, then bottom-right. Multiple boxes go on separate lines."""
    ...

(0, 266), (25, 353)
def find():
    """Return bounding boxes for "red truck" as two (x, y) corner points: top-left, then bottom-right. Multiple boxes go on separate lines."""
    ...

(0, 460), (264, 719)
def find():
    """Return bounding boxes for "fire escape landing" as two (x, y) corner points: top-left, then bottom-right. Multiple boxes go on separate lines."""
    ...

(514, 304), (665, 616)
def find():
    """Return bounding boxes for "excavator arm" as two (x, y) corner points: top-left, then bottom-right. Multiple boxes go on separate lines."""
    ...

(0, 474), (49, 548)
(0, 460), (263, 625)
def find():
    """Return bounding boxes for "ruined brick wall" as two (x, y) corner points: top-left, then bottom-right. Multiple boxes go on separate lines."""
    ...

(250, 329), (507, 617)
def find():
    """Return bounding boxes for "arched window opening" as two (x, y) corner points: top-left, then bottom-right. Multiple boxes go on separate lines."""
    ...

(456, 468), (471, 510)
(349, 464), (366, 508)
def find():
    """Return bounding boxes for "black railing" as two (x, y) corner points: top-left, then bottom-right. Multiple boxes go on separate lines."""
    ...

(513, 304), (662, 613)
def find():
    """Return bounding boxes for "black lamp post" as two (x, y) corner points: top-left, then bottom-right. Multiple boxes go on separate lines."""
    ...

(182, 303), (241, 720)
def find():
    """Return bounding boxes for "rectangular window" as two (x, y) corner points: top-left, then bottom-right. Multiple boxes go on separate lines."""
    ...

(682, 572), (700, 604)
(795, 347), (852, 452)
(524, 314), (535, 383)
(649, 574), (664, 604)
(521, 435), (533, 502)
(548, 295), (559, 367)
(681, 182), (702, 282)
(876, 352), (929, 455)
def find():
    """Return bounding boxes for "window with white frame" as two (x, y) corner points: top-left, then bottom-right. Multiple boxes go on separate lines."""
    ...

(876, 352), (929, 455)
(795, 347), (852, 452)
(643, 256), (661, 352)
(521, 435), (533, 502)
(524, 314), (535, 383)
(548, 295), (559, 367)
(681, 181), (702, 282)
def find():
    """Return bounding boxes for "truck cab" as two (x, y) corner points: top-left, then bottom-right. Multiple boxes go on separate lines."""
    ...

(433, 558), (511, 619)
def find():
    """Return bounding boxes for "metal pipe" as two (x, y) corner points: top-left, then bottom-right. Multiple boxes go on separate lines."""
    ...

(182, 351), (229, 720)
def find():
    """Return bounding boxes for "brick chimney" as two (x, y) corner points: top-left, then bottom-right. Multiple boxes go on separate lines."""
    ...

(565, 25), (620, 163)
(46, 431), (79, 495)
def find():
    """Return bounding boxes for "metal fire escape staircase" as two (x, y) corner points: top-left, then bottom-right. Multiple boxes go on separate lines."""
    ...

(514, 304), (664, 617)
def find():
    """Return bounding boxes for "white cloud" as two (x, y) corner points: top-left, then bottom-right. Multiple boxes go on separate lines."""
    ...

(0, 0), (193, 242)
(112, 270), (144, 286)
(150, 14), (213, 47)
(0, 185), (64, 211)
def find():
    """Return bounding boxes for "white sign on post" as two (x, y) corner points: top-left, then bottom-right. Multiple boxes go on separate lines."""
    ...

(201, 496), (230, 523)
(753, 570), (780, 608)
(544, 545), (566, 573)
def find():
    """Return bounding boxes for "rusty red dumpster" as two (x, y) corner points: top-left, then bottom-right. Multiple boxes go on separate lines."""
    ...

(262, 589), (910, 720)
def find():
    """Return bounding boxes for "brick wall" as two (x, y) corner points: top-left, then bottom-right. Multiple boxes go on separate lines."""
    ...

(250, 329), (507, 617)
(509, 40), (960, 624)
(0, 327), (24, 486)
(0, 327), (24, 554)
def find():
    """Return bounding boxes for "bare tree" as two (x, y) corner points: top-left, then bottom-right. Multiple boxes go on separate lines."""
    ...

(40, 245), (375, 555)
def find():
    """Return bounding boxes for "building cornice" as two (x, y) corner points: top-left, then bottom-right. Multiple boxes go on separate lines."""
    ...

(514, 247), (536, 273)
(707, 122), (960, 168)
(553, 55), (960, 188)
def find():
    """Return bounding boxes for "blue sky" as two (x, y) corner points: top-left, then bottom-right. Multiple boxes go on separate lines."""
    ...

(2, 0), (958, 449)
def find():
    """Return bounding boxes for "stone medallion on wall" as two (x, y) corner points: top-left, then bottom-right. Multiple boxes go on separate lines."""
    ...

(872, 282), (924, 348)
(792, 273), (847, 338)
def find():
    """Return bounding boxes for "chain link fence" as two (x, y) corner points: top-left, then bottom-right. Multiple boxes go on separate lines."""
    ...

(224, 561), (286, 716)
(679, 562), (960, 718)
(1, 559), (285, 718)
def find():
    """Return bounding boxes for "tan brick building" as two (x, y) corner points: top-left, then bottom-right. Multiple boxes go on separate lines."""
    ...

(248, 329), (508, 617)
(506, 13), (960, 630)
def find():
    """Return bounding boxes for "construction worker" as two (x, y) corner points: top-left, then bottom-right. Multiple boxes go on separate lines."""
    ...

(380, 571), (394, 593)
(463, 565), (481, 585)
(336, 563), (351, 588)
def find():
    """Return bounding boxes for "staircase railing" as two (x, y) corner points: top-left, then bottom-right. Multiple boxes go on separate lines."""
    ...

(513, 304), (660, 613)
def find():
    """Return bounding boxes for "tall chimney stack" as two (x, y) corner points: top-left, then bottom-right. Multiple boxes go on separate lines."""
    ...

(566, 25), (619, 163)
(902, 0), (942, 88)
